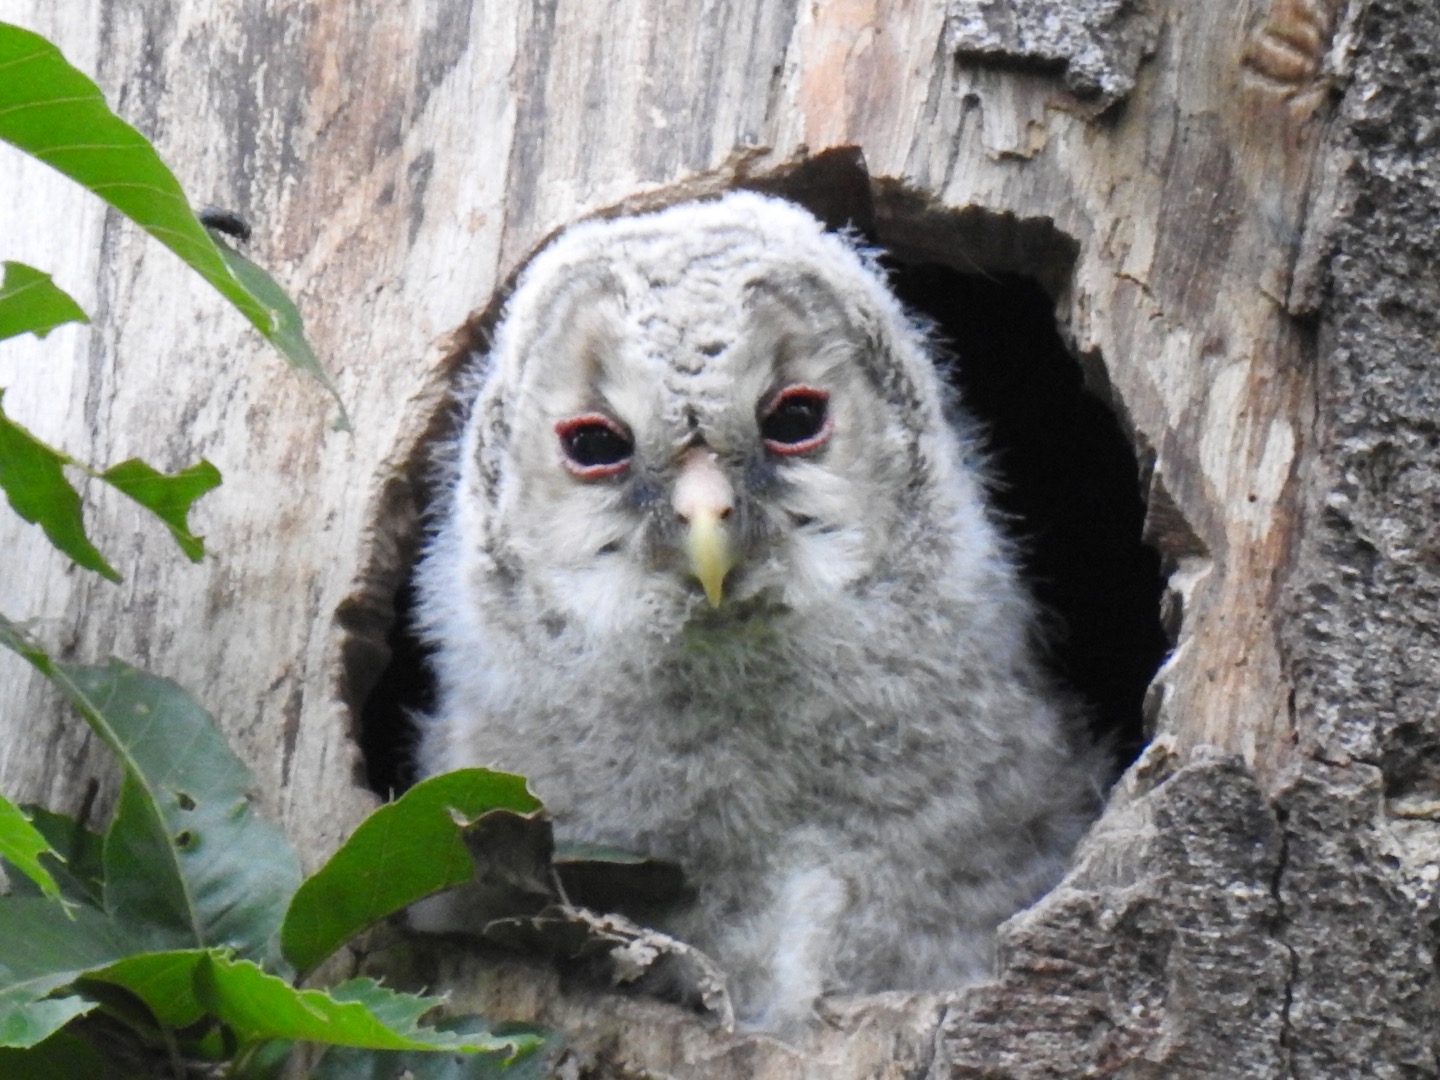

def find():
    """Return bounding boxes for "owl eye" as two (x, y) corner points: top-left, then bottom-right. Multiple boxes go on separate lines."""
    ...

(556, 414), (634, 478)
(760, 386), (832, 455)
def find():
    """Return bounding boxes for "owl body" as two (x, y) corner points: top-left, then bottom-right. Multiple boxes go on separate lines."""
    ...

(414, 192), (1104, 1029)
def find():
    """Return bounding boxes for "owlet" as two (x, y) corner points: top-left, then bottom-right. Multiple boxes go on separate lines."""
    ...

(412, 191), (1107, 1031)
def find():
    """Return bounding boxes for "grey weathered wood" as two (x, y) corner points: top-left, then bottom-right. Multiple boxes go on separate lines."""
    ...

(1, 0), (1435, 1075)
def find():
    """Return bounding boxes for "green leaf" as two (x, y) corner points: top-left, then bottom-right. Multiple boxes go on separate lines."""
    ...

(91, 952), (537, 1056)
(0, 22), (346, 424)
(0, 1028), (148, 1080)
(0, 621), (301, 962)
(0, 261), (88, 342)
(0, 24), (267, 329)
(0, 793), (62, 901)
(90, 669), (301, 961)
(0, 391), (221, 577)
(282, 770), (542, 978)
(312, 1018), (557, 1080)
(0, 995), (93, 1051)
(212, 237), (351, 431)
(0, 897), (141, 1047)
(206, 968), (536, 1056)
(84, 950), (209, 1031)
(99, 457), (220, 562)
(4, 807), (104, 907)
(102, 770), (198, 947)
(0, 389), (118, 580)
(88, 956), (541, 1065)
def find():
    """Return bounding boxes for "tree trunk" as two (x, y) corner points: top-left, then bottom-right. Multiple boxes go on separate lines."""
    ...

(2, 0), (1435, 1076)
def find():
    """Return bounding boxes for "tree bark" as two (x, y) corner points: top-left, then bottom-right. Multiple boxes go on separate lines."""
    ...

(1, 0), (1435, 1076)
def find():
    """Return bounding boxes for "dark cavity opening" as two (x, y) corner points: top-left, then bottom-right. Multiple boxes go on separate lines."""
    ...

(886, 263), (1167, 763)
(356, 569), (433, 796)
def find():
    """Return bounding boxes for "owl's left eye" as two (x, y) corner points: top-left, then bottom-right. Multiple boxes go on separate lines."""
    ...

(760, 386), (832, 455)
(556, 414), (634, 478)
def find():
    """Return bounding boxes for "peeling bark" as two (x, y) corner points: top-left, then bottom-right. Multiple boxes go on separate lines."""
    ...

(941, 750), (1292, 1079)
(945, 0), (1160, 108)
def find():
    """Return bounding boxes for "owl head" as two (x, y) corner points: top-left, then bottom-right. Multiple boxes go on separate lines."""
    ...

(423, 193), (1004, 649)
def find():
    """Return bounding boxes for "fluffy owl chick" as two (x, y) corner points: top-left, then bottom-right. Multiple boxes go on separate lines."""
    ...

(412, 191), (1106, 1031)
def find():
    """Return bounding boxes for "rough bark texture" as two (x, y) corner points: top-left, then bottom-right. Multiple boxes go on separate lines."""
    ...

(1, 0), (1436, 1076)
(1274, 0), (1440, 1072)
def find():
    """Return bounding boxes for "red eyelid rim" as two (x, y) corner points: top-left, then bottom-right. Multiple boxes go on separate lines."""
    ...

(555, 412), (633, 478)
(762, 385), (833, 456)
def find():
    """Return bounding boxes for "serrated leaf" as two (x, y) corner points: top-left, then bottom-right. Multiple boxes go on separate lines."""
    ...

(0, 897), (142, 1047)
(0, 391), (221, 577)
(282, 770), (542, 978)
(99, 457), (220, 562)
(91, 952), (537, 1056)
(0, 261), (88, 342)
(82, 955), (533, 1068)
(312, 1018), (556, 1080)
(0, 793), (62, 901)
(326, 978), (435, 1032)
(204, 967), (537, 1056)
(0, 22), (345, 424)
(0, 621), (301, 963)
(0, 389), (118, 579)
(4, 806), (103, 907)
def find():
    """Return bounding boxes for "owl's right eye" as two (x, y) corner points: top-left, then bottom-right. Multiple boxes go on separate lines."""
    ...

(556, 414), (634, 478)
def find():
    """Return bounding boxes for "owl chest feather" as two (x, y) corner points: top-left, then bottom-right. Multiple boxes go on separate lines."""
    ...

(459, 584), (1022, 870)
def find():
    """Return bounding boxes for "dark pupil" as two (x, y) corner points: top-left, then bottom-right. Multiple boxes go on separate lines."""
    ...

(564, 424), (632, 466)
(763, 395), (826, 444)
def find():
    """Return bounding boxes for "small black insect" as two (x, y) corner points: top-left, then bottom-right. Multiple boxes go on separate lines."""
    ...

(198, 206), (253, 243)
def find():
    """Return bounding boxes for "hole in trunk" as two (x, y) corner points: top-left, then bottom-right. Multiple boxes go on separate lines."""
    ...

(885, 262), (1167, 763)
(347, 162), (1172, 796)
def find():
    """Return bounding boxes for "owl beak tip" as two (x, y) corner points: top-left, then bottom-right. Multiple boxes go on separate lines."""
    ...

(686, 512), (734, 607)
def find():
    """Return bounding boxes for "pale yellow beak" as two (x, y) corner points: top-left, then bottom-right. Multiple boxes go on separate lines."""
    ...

(673, 448), (736, 607)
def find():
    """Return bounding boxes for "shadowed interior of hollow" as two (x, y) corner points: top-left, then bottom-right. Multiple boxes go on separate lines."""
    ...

(887, 261), (1166, 766)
